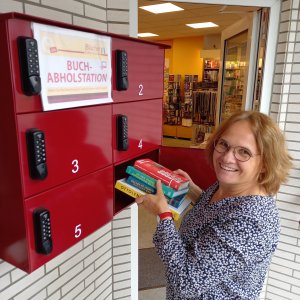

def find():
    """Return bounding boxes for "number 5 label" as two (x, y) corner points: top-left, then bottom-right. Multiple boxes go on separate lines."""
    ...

(75, 224), (82, 238)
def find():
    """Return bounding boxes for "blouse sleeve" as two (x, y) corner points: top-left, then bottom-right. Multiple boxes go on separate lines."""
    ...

(153, 215), (275, 298)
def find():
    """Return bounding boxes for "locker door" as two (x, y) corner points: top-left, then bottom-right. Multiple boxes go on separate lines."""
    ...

(112, 99), (162, 164)
(112, 38), (165, 103)
(18, 105), (112, 197)
(6, 18), (44, 113)
(24, 166), (113, 272)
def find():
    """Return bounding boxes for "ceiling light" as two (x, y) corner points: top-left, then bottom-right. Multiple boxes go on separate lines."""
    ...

(138, 33), (159, 38)
(139, 3), (183, 14)
(186, 22), (219, 29)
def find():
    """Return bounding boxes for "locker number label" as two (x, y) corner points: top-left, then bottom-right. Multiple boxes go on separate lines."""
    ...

(138, 139), (143, 149)
(139, 84), (144, 96)
(75, 224), (82, 238)
(72, 159), (79, 173)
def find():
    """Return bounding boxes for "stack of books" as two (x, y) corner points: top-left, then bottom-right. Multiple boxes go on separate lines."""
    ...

(115, 158), (192, 221)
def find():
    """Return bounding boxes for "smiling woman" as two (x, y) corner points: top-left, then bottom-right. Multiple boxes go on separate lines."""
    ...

(206, 110), (293, 196)
(136, 110), (293, 299)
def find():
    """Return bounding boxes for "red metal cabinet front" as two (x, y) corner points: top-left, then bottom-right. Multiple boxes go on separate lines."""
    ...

(24, 166), (113, 272)
(3, 18), (166, 113)
(5, 18), (44, 113)
(112, 99), (162, 164)
(112, 38), (165, 102)
(17, 104), (112, 198)
(0, 12), (166, 273)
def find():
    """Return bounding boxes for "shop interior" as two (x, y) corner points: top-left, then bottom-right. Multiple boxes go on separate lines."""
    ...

(137, 0), (269, 296)
(138, 0), (268, 149)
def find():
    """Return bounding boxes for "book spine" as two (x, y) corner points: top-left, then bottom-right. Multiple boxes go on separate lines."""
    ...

(169, 206), (181, 221)
(126, 166), (179, 197)
(169, 202), (191, 221)
(162, 185), (177, 198)
(134, 161), (182, 190)
(115, 180), (145, 199)
(126, 176), (155, 194)
(168, 194), (186, 208)
(126, 166), (156, 188)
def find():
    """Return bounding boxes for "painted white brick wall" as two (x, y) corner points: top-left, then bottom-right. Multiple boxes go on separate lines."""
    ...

(113, 208), (132, 300)
(0, 1), (132, 300)
(267, 0), (300, 299)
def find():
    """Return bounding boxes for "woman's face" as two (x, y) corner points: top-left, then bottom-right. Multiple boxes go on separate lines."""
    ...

(213, 120), (263, 190)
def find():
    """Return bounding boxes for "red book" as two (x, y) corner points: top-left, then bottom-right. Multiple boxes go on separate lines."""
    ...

(133, 159), (189, 191)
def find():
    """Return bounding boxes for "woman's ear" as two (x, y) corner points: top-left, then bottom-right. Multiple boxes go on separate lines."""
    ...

(258, 164), (266, 181)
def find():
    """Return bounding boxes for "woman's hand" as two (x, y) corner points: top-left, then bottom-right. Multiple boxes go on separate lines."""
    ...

(135, 180), (170, 215)
(173, 169), (202, 204)
(173, 169), (193, 182)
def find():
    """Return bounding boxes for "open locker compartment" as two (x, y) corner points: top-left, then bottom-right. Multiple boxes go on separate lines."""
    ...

(113, 145), (217, 216)
(113, 149), (160, 215)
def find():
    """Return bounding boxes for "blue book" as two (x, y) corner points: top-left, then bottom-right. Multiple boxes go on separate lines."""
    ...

(167, 193), (187, 208)
(126, 166), (189, 198)
(127, 175), (188, 209)
(115, 178), (191, 221)
(126, 175), (156, 194)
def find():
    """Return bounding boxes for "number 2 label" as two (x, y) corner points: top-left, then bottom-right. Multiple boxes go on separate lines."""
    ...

(139, 84), (144, 96)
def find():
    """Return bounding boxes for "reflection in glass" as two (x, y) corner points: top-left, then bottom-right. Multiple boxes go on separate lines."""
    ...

(253, 8), (270, 111)
(220, 30), (248, 122)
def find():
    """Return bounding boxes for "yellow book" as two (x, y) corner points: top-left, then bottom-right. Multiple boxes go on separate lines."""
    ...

(115, 178), (191, 221)
(115, 178), (146, 198)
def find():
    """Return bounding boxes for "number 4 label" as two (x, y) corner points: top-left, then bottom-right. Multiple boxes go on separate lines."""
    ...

(138, 139), (143, 149)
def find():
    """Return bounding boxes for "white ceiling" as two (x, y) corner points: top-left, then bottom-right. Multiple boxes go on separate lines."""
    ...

(138, 0), (261, 41)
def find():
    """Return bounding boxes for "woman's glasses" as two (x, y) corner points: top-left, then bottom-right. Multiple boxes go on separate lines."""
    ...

(214, 138), (259, 162)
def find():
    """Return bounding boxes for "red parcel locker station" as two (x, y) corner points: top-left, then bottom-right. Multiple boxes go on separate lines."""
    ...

(0, 12), (167, 272)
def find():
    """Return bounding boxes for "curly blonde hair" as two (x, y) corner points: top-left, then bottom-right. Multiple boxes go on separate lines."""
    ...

(206, 111), (293, 195)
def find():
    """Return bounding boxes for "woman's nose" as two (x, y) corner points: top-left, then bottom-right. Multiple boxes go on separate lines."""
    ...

(221, 147), (237, 162)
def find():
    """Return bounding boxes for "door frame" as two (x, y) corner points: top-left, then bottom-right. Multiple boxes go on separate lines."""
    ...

(216, 14), (254, 124)
(163, 0), (281, 114)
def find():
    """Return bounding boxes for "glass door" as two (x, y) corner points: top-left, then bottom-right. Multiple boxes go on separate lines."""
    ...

(216, 12), (267, 124)
(220, 30), (248, 121)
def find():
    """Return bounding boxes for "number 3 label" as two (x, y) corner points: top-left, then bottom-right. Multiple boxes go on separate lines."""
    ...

(72, 159), (79, 174)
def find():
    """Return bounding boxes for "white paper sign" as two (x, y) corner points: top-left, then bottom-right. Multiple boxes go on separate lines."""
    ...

(33, 23), (112, 111)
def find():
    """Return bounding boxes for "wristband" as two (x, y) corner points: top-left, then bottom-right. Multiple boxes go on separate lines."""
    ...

(158, 212), (173, 220)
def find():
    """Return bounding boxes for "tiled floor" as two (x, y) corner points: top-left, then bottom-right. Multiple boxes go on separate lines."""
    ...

(138, 207), (166, 299)
(139, 287), (166, 299)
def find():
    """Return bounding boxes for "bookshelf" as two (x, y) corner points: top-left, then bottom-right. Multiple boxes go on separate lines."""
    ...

(163, 74), (198, 140)
(202, 59), (219, 89)
(164, 74), (181, 126)
(181, 75), (198, 126)
(221, 60), (246, 121)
